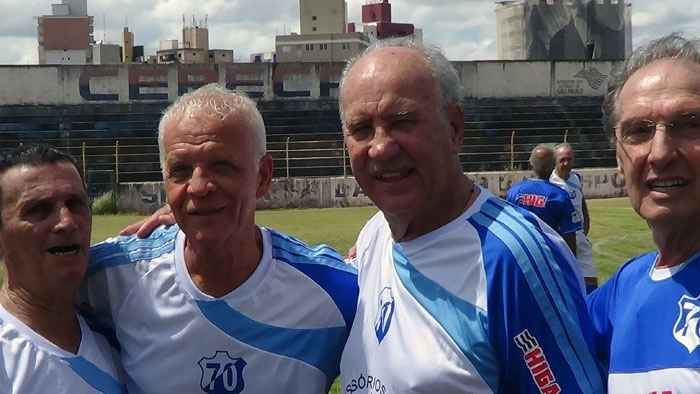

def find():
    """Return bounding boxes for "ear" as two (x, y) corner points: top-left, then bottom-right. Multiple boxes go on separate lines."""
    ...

(256, 153), (274, 198)
(615, 150), (625, 183)
(446, 103), (465, 154)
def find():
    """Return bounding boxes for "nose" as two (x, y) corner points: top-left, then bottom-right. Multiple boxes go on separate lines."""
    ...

(54, 206), (77, 232)
(367, 128), (400, 159)
(647, 124), (677, 167)
(188, 167), (214, 196)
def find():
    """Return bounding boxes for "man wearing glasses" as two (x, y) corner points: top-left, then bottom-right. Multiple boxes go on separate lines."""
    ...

(587, 32), (700, 393)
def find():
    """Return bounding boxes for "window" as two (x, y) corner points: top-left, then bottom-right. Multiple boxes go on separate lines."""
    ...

(312, 15), (317, 20)
(312, 27), (317, 32)
(282, 45), (291, 53)
(341, 43), (350, 50)
(305, 44), (314, 51)
(319, 43), (328, 50)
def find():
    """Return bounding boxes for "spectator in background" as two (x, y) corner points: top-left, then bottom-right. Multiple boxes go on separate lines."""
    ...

(550, 143), (598, 293)
(0, 144), (125, 393)
(587, 32), (700, 392)
(79, 84), (358, 394)
(506, 144), (581, 256)
(338, 37), (603, 393)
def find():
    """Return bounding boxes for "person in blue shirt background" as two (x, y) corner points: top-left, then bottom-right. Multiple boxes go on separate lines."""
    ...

(506, 143), (582, 255)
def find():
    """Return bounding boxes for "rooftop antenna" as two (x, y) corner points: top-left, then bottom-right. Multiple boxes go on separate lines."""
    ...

(102, 12), (106, 42)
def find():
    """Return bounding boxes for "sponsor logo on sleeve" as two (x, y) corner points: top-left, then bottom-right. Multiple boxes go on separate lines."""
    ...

(514, 329), (561, 394)
(198, 351), (247, 394)
(674, 294), (700, 353)
(374, 287), (395, 344)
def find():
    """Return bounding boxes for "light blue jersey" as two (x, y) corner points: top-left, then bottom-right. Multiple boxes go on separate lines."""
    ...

(341, 187), (603, 393)
(79, 225), (358, 394)
(0, 305), (126, 394)
(588, 251), (700, 393)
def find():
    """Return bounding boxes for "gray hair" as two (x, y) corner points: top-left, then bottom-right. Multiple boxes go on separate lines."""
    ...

(530, 143), (556, 178)
(157, 83), (267, 168)
(338, 36), (462, 123)
(602, 32), (700, 143)
(554, 142), (573, 157)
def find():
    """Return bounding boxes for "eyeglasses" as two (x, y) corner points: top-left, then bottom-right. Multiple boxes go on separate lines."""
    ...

(615, 113), (700, 146)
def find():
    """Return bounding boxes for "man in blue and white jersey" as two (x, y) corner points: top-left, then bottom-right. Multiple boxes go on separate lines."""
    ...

(0, 144), (125, 394)
(507, 144), (582, 256)
(588, 33), (700, 392)
(338, 37), (604, 393)
(78, 84), (358, 394)
(550, 143), (598, 293)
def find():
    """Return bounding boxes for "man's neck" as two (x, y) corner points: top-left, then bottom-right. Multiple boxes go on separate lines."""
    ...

(387, 176), (477, 242)
(184, 227), (264, 298)
(555, 169), (570, 180)
(0, 286), (81, 353)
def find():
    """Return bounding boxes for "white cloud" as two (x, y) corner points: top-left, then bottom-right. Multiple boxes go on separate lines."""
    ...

(0, 0), (699, 64)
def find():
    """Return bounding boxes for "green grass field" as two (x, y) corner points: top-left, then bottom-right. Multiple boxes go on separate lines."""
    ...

(92, 197), (654, 283)
(90, 198), (653, 394)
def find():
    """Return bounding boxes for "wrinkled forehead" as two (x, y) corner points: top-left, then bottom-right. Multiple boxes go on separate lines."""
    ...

(556, 148), (573, 158)
(0, 162), (86, 211)
(618, 59), (700, 119)
(340, 50), (438, 115)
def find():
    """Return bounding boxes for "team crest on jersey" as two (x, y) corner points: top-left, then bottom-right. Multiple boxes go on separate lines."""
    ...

(374, 287), (395, 344)
(674, 294), (700, 353)
(198, 351), (247, 394)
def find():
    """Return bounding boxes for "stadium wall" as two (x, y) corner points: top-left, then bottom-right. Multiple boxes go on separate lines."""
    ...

(0, 60), (618, 105)
(118, 168), (625, 214)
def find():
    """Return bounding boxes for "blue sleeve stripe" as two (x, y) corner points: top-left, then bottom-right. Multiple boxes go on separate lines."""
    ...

(484, 199), (581, 321)
(87, 226), (178, 276)
(269, 230), (359, 329)
(564, 179), (583, 192)
(392, 243), (500, 393)
(268, 230), (356, 274)
(61, 356), (127, 394)
(565, 172), (584, 192)
(196, 299), (346, 387)
(472, 199), (600, 392)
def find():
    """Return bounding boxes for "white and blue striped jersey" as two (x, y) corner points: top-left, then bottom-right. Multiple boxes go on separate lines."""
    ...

(0, 304), (126, 394)
(550, 171), (596, 278)
(588, 250), (700, 393)
(79, 225), (358, 394)
(340, 187), (604, 394)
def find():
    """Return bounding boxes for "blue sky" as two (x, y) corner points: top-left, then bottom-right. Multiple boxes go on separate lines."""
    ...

(1, 0), (699, 64)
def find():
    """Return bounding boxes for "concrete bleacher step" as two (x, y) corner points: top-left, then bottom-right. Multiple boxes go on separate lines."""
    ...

(0, 96), (614, 195)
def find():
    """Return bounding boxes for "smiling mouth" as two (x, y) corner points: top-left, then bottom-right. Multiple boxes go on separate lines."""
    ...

(375, 170), (413, 181)
(648, 179), (687, 191)
(47, 245), (80, 256)
(190, 207), (225, 216)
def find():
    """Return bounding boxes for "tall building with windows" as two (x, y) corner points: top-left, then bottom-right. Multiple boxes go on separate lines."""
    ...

(37, 0), (94, 64)
(495, 0), (631, 60)
(276, 0), (369, 62)
(275, 0), (420, 63)
(300, 0), (346, 34)
(356, 0), (421, 44)
(156, 18), (233, 64)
